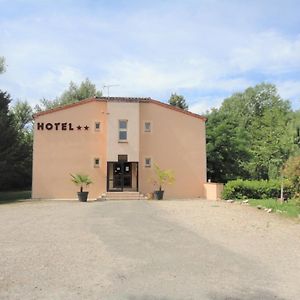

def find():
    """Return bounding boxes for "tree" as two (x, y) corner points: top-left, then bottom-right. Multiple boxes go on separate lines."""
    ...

(36, 78), (102, 111)
(283, 156), (300, 196)
(0, 56), (5, 74)
(0, 91), (32, 190)
(11, 100), (33, 131)
(206, 83), (293, 182)
(206, 109), (250, 182)
(168, 93), (189, 110)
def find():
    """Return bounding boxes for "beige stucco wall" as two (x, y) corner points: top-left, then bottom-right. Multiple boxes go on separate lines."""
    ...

(139, 102), (207, 198)
(204, 183), (224, 200)
(32, 101), (107, 199)
(107, 102), (140, 162)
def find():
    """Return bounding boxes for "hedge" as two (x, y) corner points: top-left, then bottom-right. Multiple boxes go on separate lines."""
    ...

(222, 179), (294, 200)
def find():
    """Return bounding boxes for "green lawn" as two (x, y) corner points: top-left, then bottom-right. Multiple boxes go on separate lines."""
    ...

(0, 190), (31, 203)
(248, 199), (300, 218)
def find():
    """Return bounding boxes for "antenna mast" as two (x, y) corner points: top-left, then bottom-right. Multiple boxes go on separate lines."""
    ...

(103, 84), (120, 97)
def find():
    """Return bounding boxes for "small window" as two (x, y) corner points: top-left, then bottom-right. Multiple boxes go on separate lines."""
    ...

(145, 157), (151, 168)
(119, 120), (128, 142)
(144, 122), (151, 132)
(94, 158), (100, 168)
(95, 122), (101, 131)
(118, 155), (128, 162)
(119, 120), (127, 129)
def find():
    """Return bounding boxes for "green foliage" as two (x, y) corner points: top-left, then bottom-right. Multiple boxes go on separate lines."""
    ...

(0, 56), (5, 73)
(222, 179), (294, 200)
(283, 155), (300, 195)
(0, 91), (32, 190)
(36, 78), (102, 111)
(71, 174), (93, 192)
(206, 108), (250, 182)
(0, 190), (31, 203)
(152, 164), (175, 191)
(168, 93), (188, 110)
(248, 199), (300, 218)
(11, 100), (33, 131)
(206, 83), (293, 182)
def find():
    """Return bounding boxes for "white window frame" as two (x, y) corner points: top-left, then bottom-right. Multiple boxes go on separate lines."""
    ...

(118, 120), (128, 142)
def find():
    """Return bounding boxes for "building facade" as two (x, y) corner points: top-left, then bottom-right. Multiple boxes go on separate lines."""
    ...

(32, 97), (207, 199)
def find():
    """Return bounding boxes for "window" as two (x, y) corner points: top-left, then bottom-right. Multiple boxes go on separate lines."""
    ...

(145, 157), (151, 168)
(95, 122), (101, 131)
(118, 155), (128, 162)
(94, 158), (100, 168)
(144, 121), (151, 132)
(119, 120), (128, 142)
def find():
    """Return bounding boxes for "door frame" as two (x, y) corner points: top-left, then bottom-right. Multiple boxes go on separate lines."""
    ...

(107, 161), (139, 192)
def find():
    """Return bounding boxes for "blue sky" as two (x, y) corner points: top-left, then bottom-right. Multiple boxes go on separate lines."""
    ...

(1, 0), (300, 113)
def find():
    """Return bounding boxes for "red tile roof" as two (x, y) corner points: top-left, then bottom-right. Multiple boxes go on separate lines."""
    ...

(33, 97), (207, 121)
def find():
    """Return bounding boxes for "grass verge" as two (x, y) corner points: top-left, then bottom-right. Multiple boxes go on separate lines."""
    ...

(248, 198), (300, 218)
(0, 190), (31, 203)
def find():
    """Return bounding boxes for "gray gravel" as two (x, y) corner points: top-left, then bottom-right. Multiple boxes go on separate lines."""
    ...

(0, 199), (299, 300)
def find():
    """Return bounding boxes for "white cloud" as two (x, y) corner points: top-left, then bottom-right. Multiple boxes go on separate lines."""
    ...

(189, 97), (223, 114)
(1, 1), (300, 111)
(230, 31), (300, 74)
(277, 80), (300, 107)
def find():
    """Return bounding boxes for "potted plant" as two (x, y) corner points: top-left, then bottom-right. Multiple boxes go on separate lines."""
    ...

(152, 164), (175, 200)
(70, 173), (93, 202)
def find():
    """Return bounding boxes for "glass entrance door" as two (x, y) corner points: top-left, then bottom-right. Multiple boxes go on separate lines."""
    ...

(107, 162), (138, 192)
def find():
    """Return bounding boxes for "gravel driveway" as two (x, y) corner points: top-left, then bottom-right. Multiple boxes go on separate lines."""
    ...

(0, 199), (299, 300)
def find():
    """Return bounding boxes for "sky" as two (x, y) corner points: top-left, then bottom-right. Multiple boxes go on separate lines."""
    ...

(1, 0), (300, 113)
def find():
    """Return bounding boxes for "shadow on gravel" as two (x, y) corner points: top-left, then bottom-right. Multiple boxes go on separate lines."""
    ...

(0, 199), (31, 205)
(0, 191), (31, 204)
(127, 296), (173, 300)
(127, 290), (286, 300)
(207, 290), (287, 300)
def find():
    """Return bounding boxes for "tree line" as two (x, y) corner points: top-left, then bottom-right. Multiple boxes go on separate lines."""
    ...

(1, 55), (299, 190)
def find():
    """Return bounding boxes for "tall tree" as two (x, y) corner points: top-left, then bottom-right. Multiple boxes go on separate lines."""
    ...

(36, 78), (102, 111)
(206, 109), (250, 182)
(168, 93), (189, 110)
(11, 100), (33, 131)
(0, 91), (32, 190)
(206, 83), (293, 182)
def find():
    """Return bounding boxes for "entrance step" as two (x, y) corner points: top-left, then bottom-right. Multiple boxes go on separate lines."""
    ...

(98, 192), (147, 201)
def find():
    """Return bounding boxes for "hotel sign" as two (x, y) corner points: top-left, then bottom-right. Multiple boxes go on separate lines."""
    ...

(37, 122), (89, 131)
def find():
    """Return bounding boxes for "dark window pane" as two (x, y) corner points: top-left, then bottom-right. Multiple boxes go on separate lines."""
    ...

(145, 122), (151, 132)
(119, 120), (127, 129)
(145, 158), (151, 167)
(118, 155), (128, 162)
(119, 131), (127, 140)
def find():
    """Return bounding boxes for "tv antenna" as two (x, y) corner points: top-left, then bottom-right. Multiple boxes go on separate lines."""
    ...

(103, 84), (120, 97)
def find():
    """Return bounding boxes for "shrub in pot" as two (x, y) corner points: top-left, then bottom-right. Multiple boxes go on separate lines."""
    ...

(152, 164), (175, 200)
(70, 173), (93, 202)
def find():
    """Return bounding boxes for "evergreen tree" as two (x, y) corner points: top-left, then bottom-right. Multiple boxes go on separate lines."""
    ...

(0, 91), (32, 190)
(168, 93), (189, 110)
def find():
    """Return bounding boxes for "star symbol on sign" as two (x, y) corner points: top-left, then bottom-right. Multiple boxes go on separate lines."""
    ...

(84, 125), (89, 130)
(77, 125), (82, 130)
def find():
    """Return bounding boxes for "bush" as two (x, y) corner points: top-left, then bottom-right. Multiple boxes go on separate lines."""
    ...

(222, 179), (294, 200)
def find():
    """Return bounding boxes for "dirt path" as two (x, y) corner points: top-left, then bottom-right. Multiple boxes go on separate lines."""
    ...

(0, 199), (299, 299)
(156, 199), (300, 299)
